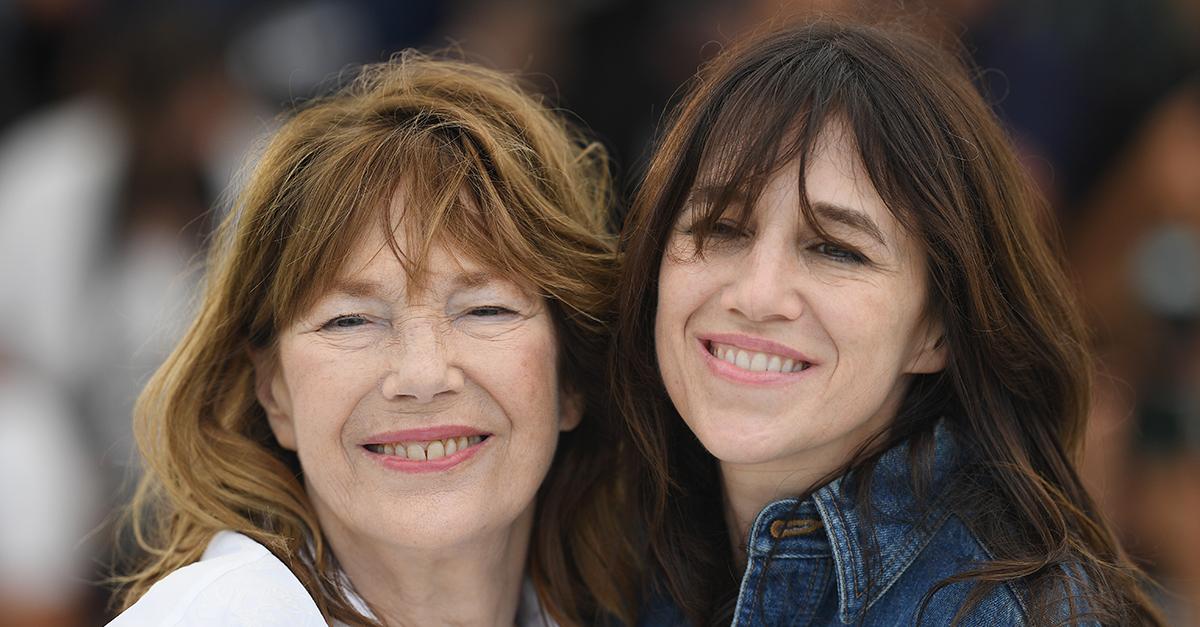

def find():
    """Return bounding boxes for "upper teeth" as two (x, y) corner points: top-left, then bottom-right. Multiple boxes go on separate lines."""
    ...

(709, 342), (808, 373)
(365, 435), (484, 461)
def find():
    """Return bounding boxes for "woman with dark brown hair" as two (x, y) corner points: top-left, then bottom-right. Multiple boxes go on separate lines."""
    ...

(613, 20), (1164, 625)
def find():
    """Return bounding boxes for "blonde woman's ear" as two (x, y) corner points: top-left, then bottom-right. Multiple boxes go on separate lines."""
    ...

(250, 349), (298, 451)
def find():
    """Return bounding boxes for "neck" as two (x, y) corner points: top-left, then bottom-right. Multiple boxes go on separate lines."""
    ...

(720, 459), (829, 568)
(719, 393), (908, 566)
(324, 506), (535, 626)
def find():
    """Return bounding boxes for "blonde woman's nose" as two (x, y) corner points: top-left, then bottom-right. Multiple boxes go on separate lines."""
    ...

(379, 316), (465, 403)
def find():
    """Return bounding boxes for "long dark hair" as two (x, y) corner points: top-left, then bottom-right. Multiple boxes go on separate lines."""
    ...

(611, 19), (1162, 626)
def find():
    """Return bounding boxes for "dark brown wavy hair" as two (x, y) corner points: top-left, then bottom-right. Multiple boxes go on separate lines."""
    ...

(611, 19), (1163, 626)
(113, 53), (638, 625)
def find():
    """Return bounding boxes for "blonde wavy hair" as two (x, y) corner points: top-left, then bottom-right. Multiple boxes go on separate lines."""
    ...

(113, 53), (637, 625)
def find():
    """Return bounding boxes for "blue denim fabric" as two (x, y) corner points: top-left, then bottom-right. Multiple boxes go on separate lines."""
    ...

(639, 423), (1092, 626)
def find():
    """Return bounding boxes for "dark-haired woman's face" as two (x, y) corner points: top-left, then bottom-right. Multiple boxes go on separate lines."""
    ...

(653, 123), (947, 481)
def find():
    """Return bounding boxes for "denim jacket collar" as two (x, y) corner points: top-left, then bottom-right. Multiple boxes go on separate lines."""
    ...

(740, 421), (962, 624)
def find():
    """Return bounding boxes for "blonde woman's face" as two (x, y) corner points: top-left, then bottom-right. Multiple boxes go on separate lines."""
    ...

(256, 200), (578, 553)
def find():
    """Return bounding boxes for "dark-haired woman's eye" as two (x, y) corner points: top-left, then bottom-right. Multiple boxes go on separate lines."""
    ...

(709, 219), (748, 239)
(814, 242), (865, 264)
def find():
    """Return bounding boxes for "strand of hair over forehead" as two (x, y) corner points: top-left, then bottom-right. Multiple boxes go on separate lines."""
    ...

(320, 52), (614, 331)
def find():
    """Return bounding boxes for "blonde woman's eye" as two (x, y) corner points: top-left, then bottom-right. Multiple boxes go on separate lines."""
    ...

(467, 306), (516, 318)
(322, 314), (369, 330)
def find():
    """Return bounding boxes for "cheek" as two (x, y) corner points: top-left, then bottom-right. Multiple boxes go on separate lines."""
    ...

(654, 258), (710, 342)
(655, 259), (711, 418)
(654, 270), (685, 372)
(282, 345), (379, 439)
(468, 326), (562, 433)
(822, 284), (929, 384)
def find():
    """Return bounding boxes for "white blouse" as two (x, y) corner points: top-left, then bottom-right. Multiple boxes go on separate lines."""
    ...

(109, 531), (558, 626)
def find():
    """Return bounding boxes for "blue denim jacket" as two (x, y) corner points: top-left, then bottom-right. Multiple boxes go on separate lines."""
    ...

(639, 423), (1085, 626)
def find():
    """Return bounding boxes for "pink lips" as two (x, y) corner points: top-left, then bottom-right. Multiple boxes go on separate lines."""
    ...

(361, 425), (490, 474)
(363, 426), (488, 445)
(700, 333), (814, 362)
(696, 333), (816, 386)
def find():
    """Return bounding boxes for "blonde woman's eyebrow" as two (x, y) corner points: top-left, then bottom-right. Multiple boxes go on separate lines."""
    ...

(327, 278), (388, 299)
(325, 271), (525, 305)
(447, 271), (538, 306)
(450, 271), (500, 291)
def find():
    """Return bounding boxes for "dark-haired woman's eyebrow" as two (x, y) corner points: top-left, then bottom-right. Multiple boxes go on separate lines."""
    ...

(685, 185), (749, 207)
(811, 201), (888, 248)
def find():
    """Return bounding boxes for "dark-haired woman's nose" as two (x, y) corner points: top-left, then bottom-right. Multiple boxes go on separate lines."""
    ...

(379, 317), (465, 403)
(721, 237), (804, 323)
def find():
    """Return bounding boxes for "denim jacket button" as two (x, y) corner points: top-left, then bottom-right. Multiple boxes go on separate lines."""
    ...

(768, 518), (823, 539)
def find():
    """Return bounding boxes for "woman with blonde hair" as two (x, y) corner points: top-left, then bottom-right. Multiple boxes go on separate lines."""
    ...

(110, 54), (636, 626)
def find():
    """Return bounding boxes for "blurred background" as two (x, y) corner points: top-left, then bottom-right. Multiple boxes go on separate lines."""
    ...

(0, 0), (1196, 625)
